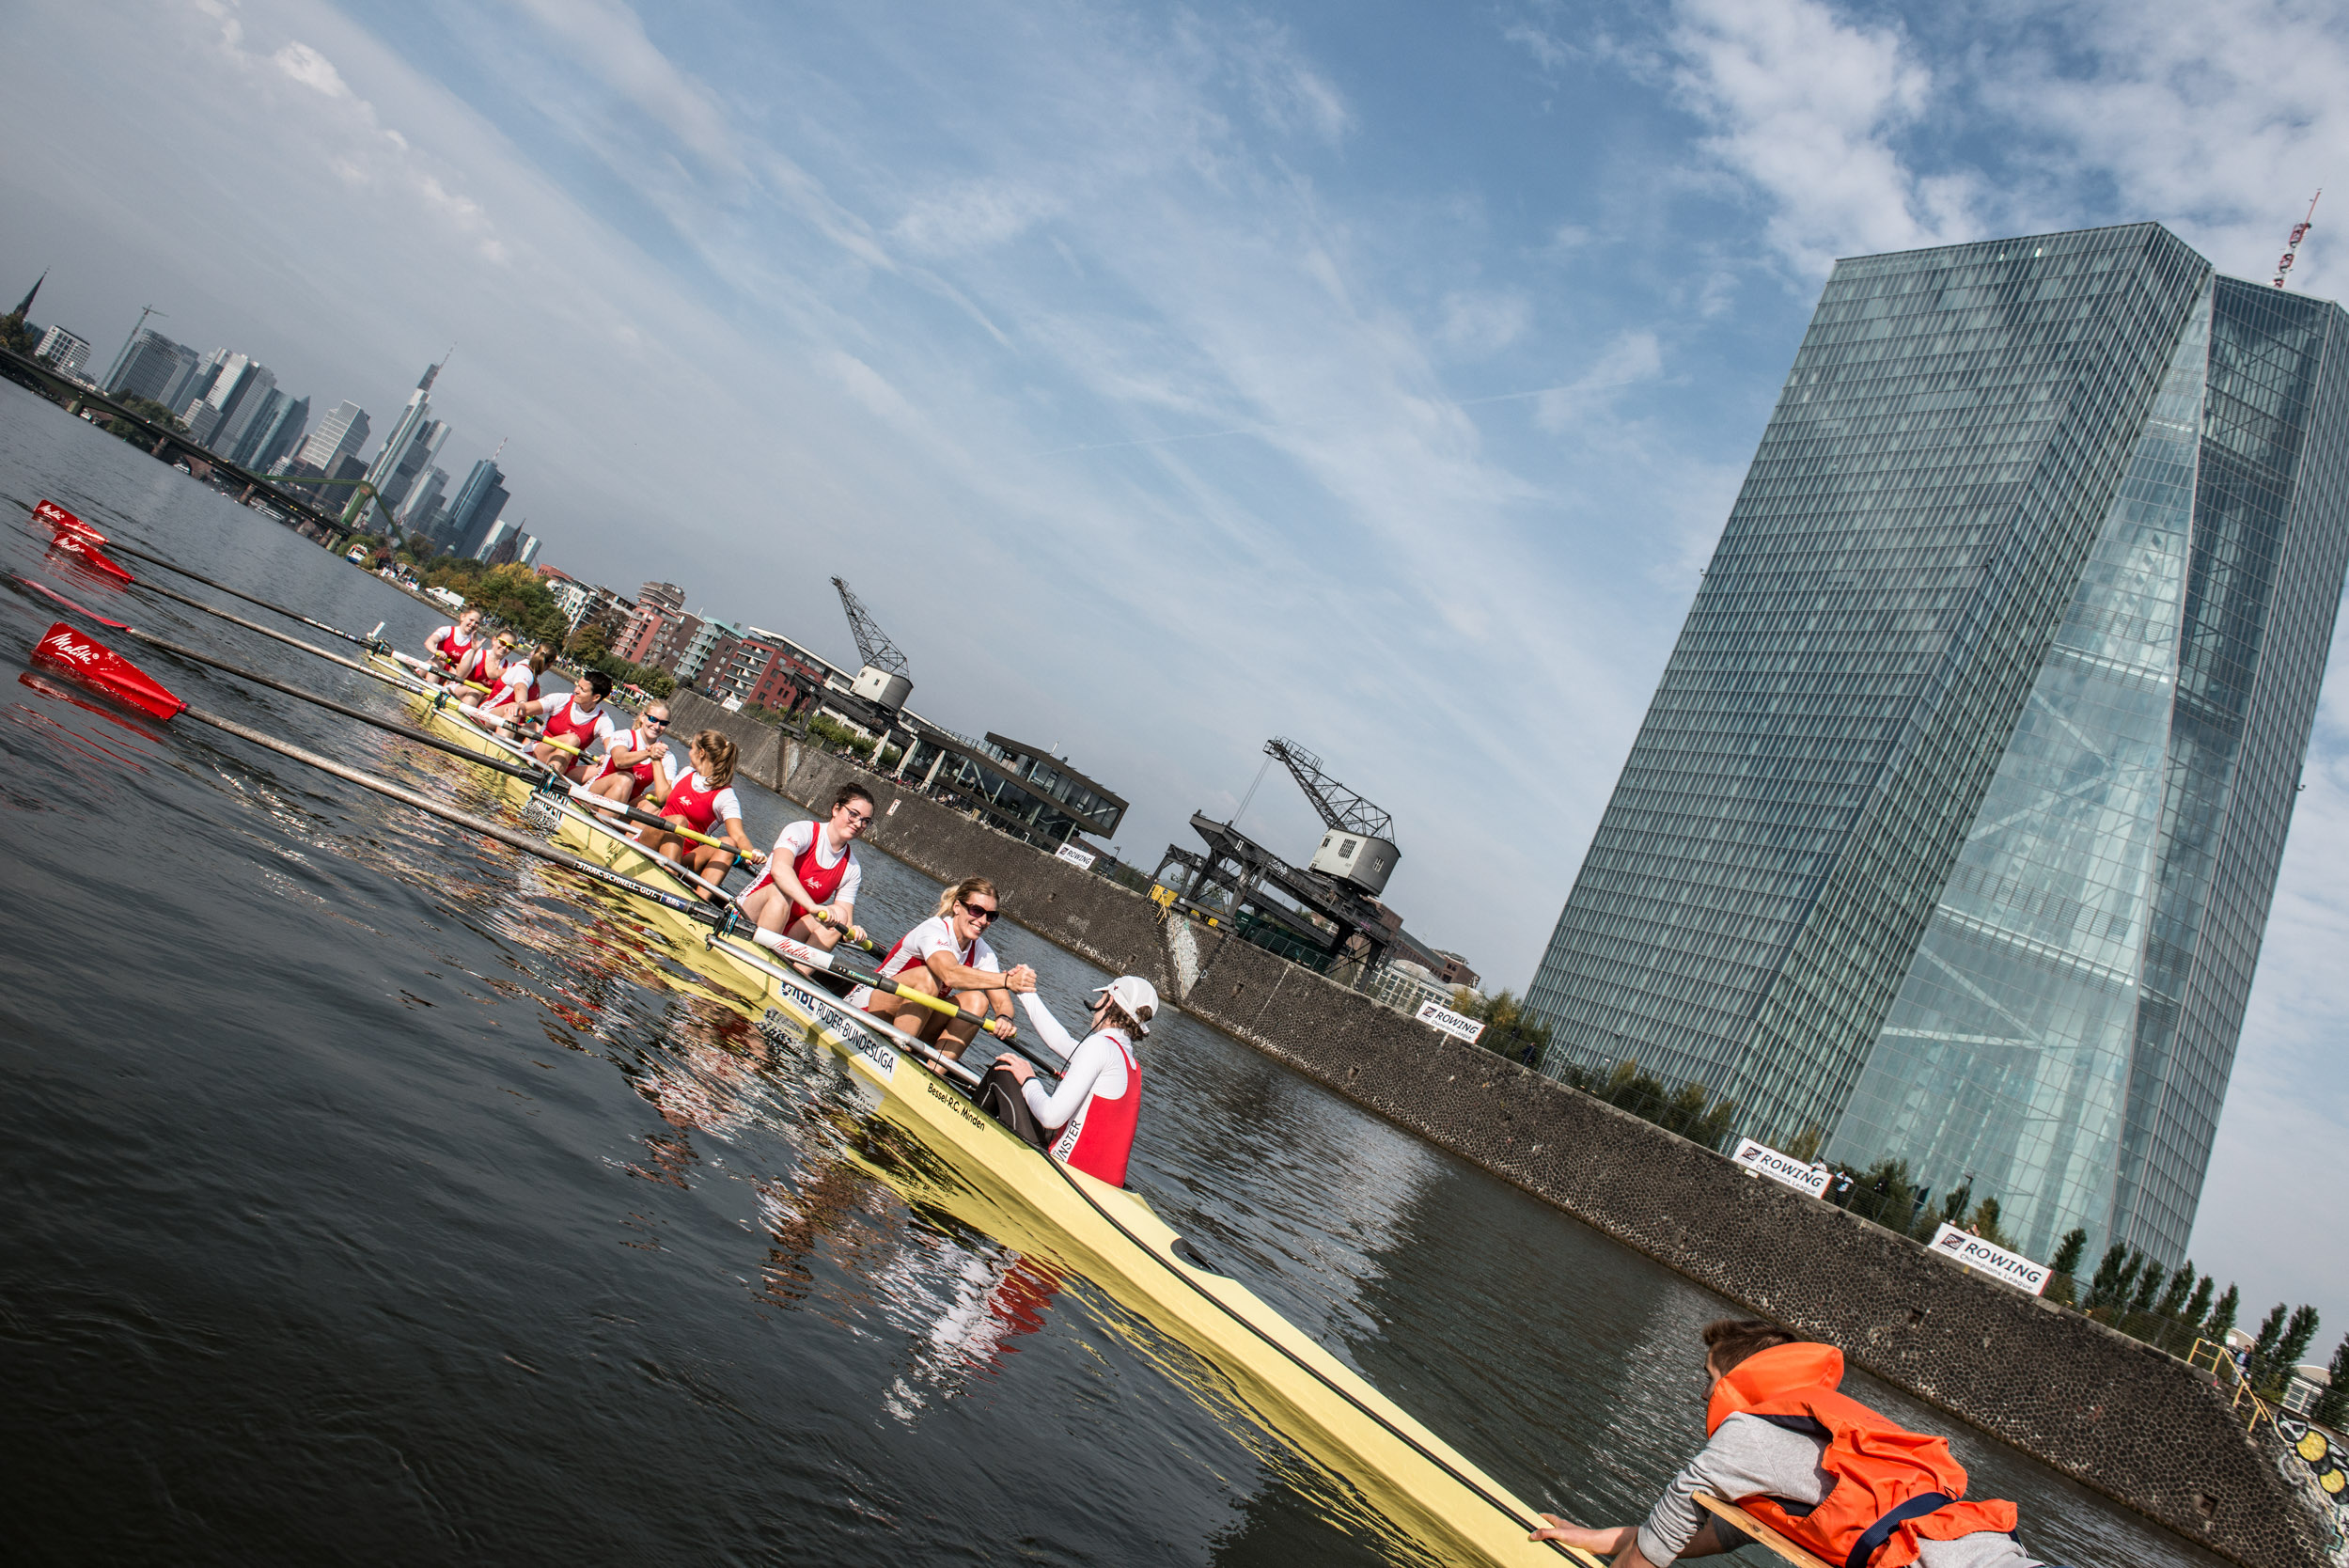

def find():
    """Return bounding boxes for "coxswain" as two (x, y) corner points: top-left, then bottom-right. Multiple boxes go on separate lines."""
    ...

(739, 782), (873, 956)
(422, 607), (482, 686)
(638, 729), (765, 896)
(1532, 1319), (2054, 1567)
(533, 669), (618, 779)
(478, 640), (555, 726)
(853, 877), (1035, 1059)
(984, 976), (1153, 1188)
(584, 701), (674, 808)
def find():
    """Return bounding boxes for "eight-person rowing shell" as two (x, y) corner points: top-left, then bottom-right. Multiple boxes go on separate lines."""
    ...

(636, 729), (764, 896)
(740, 782), (872, 961)
(853, 877), (1034, 1059)
(982, 975), (1154, 1188)
(532, 668), (618, 780)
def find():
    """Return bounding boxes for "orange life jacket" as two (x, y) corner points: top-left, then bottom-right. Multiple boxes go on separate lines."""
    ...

(1705, 1343), (2018, 1568)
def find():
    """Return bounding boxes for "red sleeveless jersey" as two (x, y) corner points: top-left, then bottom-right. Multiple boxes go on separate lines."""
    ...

(1052, 1031), (1139, 1187)
(542, 697), (604, 751)
(664, 771), (726, 833)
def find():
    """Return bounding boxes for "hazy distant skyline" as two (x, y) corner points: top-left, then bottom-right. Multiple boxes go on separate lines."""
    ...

(6, 0), (2346, 1331)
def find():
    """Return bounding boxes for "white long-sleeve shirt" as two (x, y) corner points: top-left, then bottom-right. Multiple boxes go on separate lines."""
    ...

(1014, 991), (1132, 1131)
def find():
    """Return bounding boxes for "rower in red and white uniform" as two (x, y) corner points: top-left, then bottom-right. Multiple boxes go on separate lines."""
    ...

(637, 728), (764, 898)
(987, 975), (1153, 1187)
(532, 668), (618, 780)
(854, 876), (1035, 1060)
(478, 639), (555, 727)
(739, 782), (873, 953)
(422, 607), (482, 686)
(585, 700), (674, 808)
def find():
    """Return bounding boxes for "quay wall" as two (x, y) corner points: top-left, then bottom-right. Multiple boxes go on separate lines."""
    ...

(670, 690), (2326, 1568)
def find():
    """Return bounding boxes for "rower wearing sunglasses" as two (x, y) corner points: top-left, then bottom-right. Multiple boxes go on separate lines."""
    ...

(854, 876), (1037, 1060)
(583, 701), (675, 808)
(740, 782), (874, 954)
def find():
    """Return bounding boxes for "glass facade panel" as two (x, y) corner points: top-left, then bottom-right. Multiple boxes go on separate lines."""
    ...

(1528, 225), (2349, 1263)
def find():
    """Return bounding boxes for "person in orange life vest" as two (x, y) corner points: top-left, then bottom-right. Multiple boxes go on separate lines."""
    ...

(854, 876), (1035, 1060)
(479, 640), (556, 725)
(637, 729), (765, 897)
(739, 782), (873, 963)
(986, 975), (1153, 1188)
(422, 607), (482, 686)
(585, 701), (675, 808)
(532, 668), (618, 780)
(1532, 1318), (2054, 1568)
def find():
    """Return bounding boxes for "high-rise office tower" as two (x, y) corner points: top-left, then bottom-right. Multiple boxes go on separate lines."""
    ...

(361, 360), (447, 520)
(236, 393), (309, 472)
(297, 400), (370, 473)
(399, 465), (449, 530)
(182, 353), (275, 453)
(104, 327), (200, 405)
(444, 455), (509, 559)
(35, 325), (93, 380)
(1526, 224), (2349, 1263)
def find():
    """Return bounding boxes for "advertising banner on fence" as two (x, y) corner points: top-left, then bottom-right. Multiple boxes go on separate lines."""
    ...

(1730, 1137), (1832, 1198)
(1928, 1223), (2052, 1295)
(1054, 842), (1098, 870)
(1415, 998), (1486, 1043)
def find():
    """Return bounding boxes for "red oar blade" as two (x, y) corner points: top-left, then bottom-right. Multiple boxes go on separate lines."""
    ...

(47, 529), (136, 584)
(8, 572), (135, 631)
(33, 498), (105, 543)
(30, 623), (187, 719)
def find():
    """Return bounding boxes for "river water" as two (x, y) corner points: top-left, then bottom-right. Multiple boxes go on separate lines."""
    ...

(0, 382), (2224, 1567)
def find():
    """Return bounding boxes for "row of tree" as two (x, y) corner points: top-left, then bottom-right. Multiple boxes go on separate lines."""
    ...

(1445, 992), (1745, 1150)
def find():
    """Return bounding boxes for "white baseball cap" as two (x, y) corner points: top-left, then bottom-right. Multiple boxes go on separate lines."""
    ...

(1091, 976), (1159, 1035)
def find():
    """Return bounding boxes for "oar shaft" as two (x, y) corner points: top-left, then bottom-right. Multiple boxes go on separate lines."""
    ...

(100, 535), (383, 651)
(180, 702), (728, 932)
(133, 576), (399, 687)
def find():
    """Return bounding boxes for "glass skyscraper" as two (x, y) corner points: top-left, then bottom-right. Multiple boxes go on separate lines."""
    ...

(1526, 224), (2349, 1263)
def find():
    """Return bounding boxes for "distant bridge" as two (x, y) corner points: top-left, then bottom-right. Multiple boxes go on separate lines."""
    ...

(0, 343), (395, 538)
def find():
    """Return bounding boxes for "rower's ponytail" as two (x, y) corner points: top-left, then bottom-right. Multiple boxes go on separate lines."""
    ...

(694, 729), (739, 789)
(529, 641), (555, 675)
(933, 875), (998, 921)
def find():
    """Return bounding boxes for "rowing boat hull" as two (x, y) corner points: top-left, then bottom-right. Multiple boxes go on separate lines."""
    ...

(371, 659), (1576, 1568)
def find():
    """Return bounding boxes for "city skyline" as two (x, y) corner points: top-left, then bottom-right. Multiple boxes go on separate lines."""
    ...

(6, 0), (2347, 1328)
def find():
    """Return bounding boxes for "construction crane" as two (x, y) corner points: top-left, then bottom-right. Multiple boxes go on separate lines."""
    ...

(2275, 191), (2322, 289)
(1267, 737), (1394, 839)
(830, 575), (914, 714)
(831, 576), (909, 675)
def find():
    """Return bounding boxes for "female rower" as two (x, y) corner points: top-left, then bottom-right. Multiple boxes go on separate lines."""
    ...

(533, 668), (617, 780)
(986, 976), (1153, 1187)
(739, 782), (873, 954)
(422, 607), (482, 685)
(584, 701), (673, 808)
(855, 876), (1035, 1061)
(639, 729), (765, 897)
(479, 640), (555, 726)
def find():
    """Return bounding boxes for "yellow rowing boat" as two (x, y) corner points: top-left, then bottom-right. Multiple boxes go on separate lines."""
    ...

(371, 656), (1589, 1568)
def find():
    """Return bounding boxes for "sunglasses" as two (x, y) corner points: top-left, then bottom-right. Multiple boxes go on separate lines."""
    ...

(961, 902), (1000, 924)
(645, 716), (670, 727)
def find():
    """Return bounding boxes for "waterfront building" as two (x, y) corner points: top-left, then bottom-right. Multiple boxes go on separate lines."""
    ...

(399, 465), (449, 530)
(1525, 224), (2349, 1264)
(103, 327), (201, 405)
(674, 618), (743, 684)
(297, 400), (370, 473)
(35, 325), (93, 380)
(514, 533), (540, 570)
(892, 731), (1128, 851)
(705, 628), (838, 712)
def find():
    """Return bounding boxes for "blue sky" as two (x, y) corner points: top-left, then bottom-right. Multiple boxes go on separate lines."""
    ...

(7, 0), (2347, 1335)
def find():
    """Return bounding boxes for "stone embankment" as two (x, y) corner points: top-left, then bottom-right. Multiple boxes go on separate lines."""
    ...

(670, 689), (2327, 1568)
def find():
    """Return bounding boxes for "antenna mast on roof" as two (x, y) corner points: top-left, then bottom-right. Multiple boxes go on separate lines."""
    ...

(2274, 191), (2322, 289)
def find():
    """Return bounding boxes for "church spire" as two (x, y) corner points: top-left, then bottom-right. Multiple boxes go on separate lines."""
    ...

(12, 269), (45, 319)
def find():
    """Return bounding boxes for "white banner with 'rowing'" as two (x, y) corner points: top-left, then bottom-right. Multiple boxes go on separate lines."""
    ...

(1928, 1223), (2052, 1295)
(1415, 999), (1485, 1043)
(1730, 1137), (1832, 1198)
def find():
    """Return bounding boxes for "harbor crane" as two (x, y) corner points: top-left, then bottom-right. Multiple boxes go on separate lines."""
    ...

(1266, 737), (1400, 896)
(830, 576), (913, 713)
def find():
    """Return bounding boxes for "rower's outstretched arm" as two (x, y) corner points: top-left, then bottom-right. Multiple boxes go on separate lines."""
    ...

(1015, 990), (1080, 1057)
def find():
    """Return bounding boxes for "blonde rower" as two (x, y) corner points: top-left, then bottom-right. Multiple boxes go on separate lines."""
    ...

(854, 877), (1035, 1060)
(639, 729), (765, 897)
